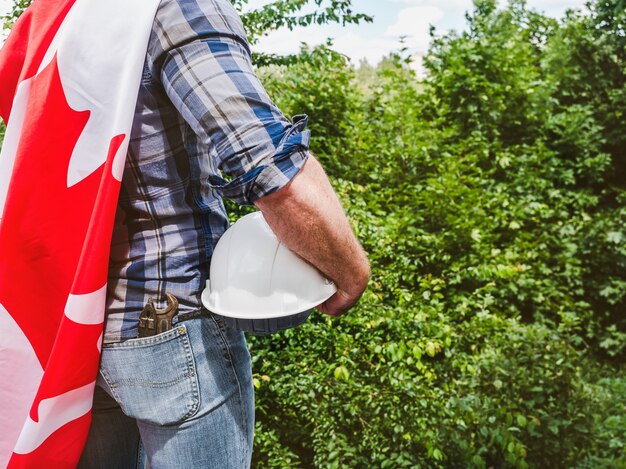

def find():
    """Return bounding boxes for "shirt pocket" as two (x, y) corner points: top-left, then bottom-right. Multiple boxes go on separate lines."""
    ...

(99, 324), (200, 426)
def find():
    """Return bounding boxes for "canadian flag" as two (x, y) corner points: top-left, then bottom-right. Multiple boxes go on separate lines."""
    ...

(0, 0), (160, 466)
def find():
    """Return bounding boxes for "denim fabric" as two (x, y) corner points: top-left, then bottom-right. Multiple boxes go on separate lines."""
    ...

(78, 314), (254, 468)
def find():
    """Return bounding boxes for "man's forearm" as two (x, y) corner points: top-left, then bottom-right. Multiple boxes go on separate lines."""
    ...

(254, 156), (370, 315)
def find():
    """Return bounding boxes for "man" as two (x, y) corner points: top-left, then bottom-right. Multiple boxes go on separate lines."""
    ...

(77, 0), (370, 467)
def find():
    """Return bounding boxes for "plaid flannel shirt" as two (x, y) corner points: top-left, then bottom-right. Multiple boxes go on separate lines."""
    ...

(104, 0), (309, 343)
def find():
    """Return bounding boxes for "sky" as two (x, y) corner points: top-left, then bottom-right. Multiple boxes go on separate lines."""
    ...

(242, 0), (588, 68)
(0, 0), (588, 64)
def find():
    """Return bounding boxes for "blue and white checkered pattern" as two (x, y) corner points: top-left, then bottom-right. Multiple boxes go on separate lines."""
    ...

(104, 0), (309, 343)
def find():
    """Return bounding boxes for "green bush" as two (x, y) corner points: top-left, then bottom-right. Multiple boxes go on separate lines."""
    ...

(250, 0), (626, 467)
(258, 43), (359, 169)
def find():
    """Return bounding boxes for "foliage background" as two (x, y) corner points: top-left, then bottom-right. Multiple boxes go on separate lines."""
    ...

(2, 0), (625, 467)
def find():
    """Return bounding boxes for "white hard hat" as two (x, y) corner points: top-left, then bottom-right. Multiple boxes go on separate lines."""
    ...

(201, 211), (337, 334)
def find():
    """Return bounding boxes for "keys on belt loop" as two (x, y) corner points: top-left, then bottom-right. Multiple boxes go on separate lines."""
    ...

(138, 293), (179, 338)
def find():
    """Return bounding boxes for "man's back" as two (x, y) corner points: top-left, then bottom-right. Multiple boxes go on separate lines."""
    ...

(105, 0), (310, 343)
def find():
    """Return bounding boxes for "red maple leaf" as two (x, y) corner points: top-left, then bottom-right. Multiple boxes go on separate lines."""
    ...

(0, 0), (76, 121)
(0, 54), (113, 368)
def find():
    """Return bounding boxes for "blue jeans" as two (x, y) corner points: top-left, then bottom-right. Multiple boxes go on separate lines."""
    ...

(78, 314), (254, 469)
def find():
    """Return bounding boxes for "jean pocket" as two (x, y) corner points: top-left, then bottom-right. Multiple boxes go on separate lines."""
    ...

(100, 325), (200, 426)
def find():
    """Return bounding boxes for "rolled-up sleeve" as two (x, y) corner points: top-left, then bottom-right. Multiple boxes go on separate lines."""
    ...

(160, 32), (309, 205)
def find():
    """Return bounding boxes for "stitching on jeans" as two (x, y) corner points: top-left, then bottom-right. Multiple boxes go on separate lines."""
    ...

(136, 437), (144, 469)
(100, 325), (200, 424)
(98, 368), (122, 404)
(105, 327), (194, 389)
(178, 326), (200, 421)
(207, 314), (249, 467)
(102, 326), (184, 349)
(110, 371), (195, 389)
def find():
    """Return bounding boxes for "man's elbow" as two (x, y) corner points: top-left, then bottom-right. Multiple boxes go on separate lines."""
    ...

(254, 156), (320, 212)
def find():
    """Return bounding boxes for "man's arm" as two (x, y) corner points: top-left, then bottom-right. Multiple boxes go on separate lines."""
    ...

(255, 156), (370, 317)
(154, 0), (369, 315)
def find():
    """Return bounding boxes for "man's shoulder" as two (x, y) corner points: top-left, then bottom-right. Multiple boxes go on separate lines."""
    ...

(147, 0), (248, 72)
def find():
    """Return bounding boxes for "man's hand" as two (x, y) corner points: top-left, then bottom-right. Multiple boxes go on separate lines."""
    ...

(317, 288), (362, 317)
(254, 156), (370, 317)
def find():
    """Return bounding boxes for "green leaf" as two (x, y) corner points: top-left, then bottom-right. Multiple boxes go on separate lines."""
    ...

(425, 341), (437, 357)
(334, 365), (350, 382)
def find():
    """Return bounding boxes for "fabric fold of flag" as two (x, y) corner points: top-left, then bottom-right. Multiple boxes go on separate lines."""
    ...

(0, 0), (161, 466)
